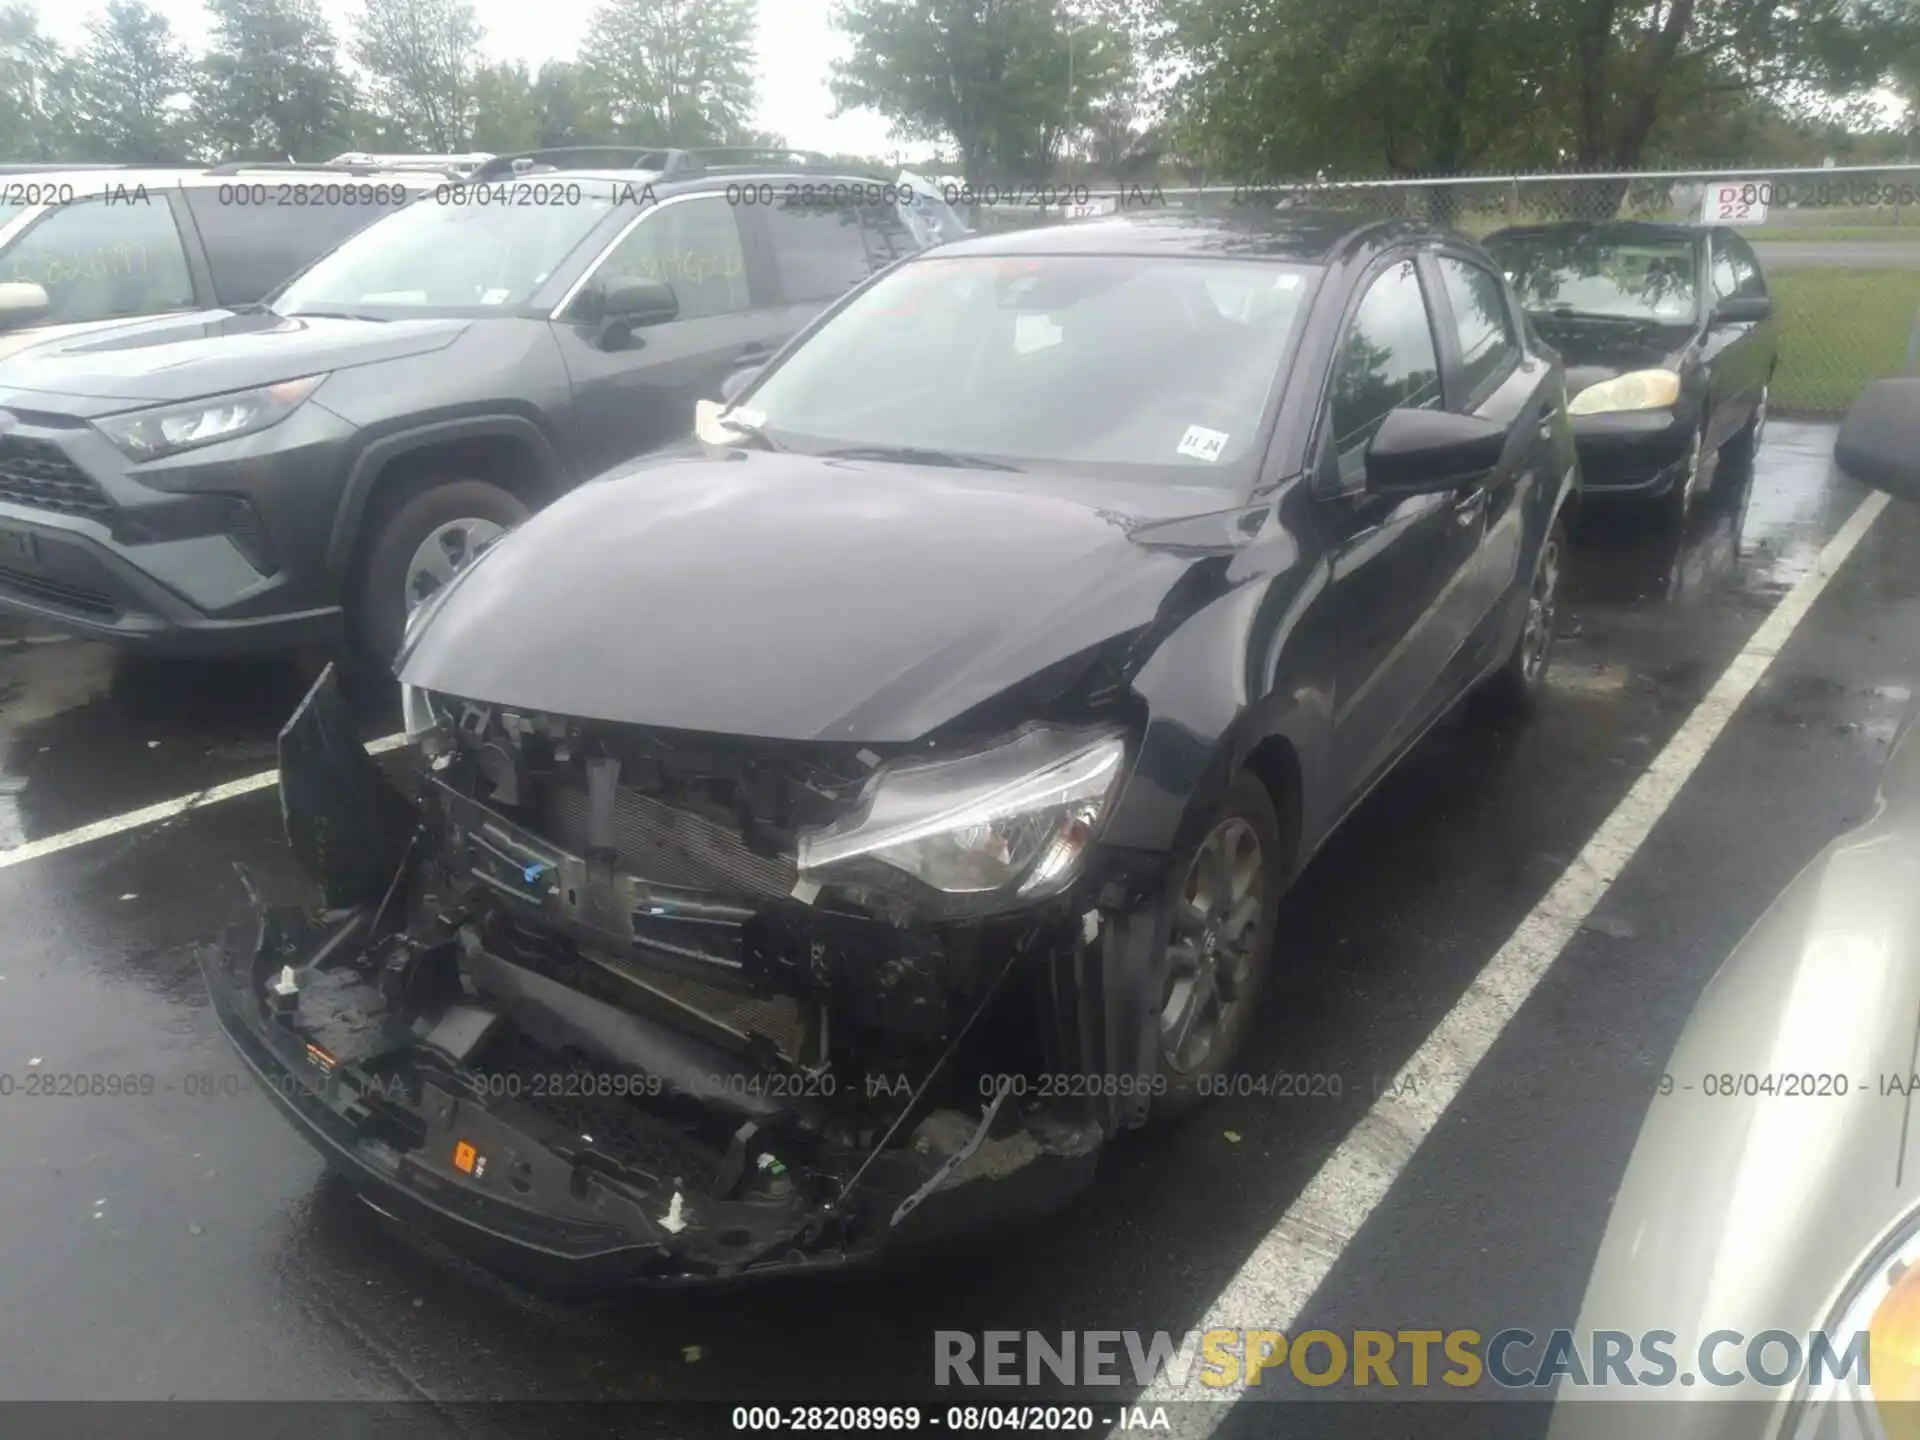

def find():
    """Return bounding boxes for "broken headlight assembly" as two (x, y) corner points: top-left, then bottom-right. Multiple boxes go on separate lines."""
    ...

(796, 726), (1127, 915)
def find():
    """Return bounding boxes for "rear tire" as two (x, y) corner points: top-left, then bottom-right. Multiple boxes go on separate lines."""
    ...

(1478, 515), (1567, 714)
(353, 479), (529, 665)
(1148, 772), (1287, 1122)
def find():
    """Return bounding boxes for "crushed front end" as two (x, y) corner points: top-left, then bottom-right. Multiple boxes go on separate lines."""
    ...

(202, 666), (1171, 1287)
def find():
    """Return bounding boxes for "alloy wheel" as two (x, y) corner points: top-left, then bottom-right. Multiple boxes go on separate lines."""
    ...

(405, 517), (506, 613)
(1160, 816), (1268, 1076)
(1520, 530), (1562, 685)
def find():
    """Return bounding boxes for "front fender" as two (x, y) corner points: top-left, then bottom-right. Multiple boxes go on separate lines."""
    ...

(1100, 524), (1335, 870)
(324, 414), (569, 575)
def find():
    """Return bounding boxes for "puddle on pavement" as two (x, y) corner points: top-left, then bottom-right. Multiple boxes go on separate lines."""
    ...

(1566, 422), (1853, 614)
(0, 643), (118, 849)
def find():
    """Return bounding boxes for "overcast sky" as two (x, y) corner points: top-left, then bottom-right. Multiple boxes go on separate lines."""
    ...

(24, 0), (939, 159)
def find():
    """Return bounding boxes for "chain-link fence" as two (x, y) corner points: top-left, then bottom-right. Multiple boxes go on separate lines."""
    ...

(952, 163), (1920, 417)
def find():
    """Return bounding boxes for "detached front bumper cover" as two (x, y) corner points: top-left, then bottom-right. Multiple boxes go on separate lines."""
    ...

(201, 665), (1106, 1288)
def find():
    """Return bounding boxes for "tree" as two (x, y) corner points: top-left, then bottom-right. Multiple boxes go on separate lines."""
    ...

(580, 0), (758, 147)
(830, 0), (1133, 180)
(192, 0), (356, 160)
(63, 1), (193, 162)
(470, 59), (541, 153)
(351, 0), (483, 151)
(1162, 0), (1905, 209)
(530, 60), (609, 145)
(0, 4), (63, 160)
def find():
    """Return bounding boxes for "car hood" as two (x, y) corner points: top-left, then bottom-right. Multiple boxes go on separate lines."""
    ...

(0, 308), (470, 411)
(1527, 316), (1697, 401)
(397, 448), (1234, 742)
(1549, 703), (1920, 1436)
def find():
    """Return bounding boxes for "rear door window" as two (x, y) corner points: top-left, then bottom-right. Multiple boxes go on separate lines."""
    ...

(183, 186), (406, 306)
(0, 197), (196, 324)
(762, 197), (880, 303)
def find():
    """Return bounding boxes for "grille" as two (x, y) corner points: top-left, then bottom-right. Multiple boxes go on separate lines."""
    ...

(463, 1030), (722, 1186)
(0, 566), (116, 616)
(0, 436), (112, 519)
(539, 783), (798, 901)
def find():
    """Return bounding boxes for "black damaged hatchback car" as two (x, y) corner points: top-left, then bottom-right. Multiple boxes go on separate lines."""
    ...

(204, 211), (1579, 1286)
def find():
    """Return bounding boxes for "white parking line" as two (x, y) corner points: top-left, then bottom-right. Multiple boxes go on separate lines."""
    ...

(0, 732), (410, 872)
(1147, 488), (1890, 1429)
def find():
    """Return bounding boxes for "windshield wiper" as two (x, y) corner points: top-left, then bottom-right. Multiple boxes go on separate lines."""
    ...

(719, 412), (782, 451)
(822, 444), (1021, 472)
(1535, 305), (1658, 324)
(285, 308), (391, 323)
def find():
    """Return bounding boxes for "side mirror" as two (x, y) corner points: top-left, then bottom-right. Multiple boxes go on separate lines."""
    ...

(575, 275), (679, 341)
(1836, 377), (1920, 504)
(1363, 407), (1508, 493)
(0, 280), (50, 331)
(719, 363), (761, 404)
(1712, 294), (1772, 326)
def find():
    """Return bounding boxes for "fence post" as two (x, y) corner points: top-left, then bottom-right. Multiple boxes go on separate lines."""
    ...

(1508, 179), (1521, 221)
(1908, 302), (1920, 373)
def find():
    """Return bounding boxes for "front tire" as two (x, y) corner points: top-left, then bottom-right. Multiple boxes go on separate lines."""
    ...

(1721, 379), (1770, 467)
(1150, 772), (1287, 1121)
(353, 479), (529, 664)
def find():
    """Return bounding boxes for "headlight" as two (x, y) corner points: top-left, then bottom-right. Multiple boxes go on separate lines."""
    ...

(797, 727), (1127, 909)
(1785, 1211), (1920, 1434)
(1567, 368), (1681, 416)
(93, 374), (327, 460)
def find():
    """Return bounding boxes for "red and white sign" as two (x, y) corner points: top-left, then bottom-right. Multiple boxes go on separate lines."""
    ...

(1702, 180), (1769, 226)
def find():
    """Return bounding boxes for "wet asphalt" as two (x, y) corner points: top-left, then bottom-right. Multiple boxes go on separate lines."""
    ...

(0, 421), (1912, 1425)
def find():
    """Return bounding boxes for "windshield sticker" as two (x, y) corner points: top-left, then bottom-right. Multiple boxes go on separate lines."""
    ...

(1274, 273), (1302, 289)
(480, 287), (510, 304)
(1177, 425), (1229, 462)
(1014, 313), (1063, 353)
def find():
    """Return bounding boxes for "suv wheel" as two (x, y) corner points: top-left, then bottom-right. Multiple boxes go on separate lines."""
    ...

(354, 479), (529, 662)
(1150, 772), (1285, 1121)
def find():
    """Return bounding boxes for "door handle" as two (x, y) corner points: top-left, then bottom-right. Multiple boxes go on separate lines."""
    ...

(1450, 485), (1487, 524)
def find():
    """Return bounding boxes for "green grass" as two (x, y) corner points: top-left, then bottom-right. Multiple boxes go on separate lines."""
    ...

(1769, 268), (1920, 414)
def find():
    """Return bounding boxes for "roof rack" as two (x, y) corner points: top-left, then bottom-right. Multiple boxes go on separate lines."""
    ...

(466, 144), (883, 185)
(467, 146), (680, 182)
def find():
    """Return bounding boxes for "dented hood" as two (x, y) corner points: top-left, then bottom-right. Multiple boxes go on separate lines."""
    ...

(397, 448), (1228, 742)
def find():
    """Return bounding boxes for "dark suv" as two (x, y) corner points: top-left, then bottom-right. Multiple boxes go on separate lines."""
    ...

(0, 148), (960, 658)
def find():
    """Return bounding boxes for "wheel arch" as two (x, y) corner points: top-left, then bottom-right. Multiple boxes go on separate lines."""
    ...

(326, 417), (568, 578)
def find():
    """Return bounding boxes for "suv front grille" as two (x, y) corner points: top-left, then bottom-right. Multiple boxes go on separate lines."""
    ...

(0, 436), (112, 519)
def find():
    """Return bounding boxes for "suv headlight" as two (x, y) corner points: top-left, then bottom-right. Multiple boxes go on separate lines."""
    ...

(1567, 368), (1681, 416)
(93, 374), (328, 460)
(798, 727), (1127, 910)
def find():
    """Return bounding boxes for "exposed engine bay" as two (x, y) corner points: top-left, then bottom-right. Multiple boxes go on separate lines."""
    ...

(200, 665), (1171, 1286)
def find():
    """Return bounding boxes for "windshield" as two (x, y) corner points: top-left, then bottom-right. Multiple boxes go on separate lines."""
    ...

(274, 189), (625, 316)
(1485, 233), (1698, 323)
(739, 254), (1317, 475)
(0, 201), (26, 231)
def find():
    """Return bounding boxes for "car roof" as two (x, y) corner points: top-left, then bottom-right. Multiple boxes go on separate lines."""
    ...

(925, 209), (1448, 264)
(1486, 219), (1706, 242)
